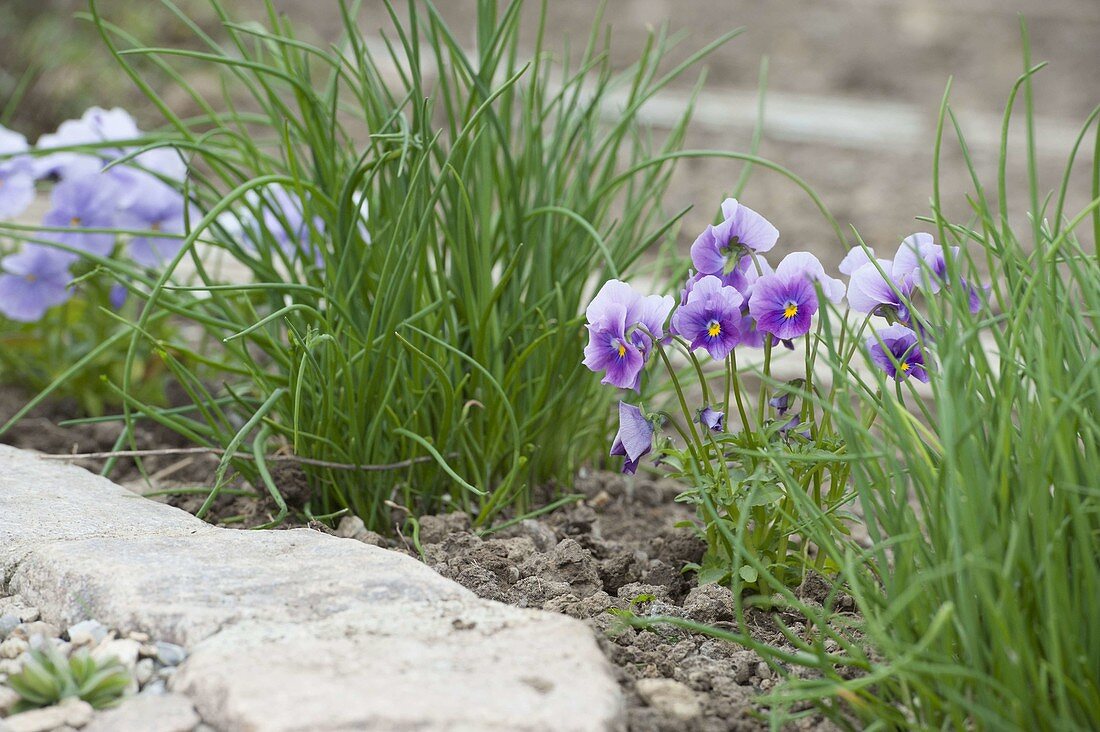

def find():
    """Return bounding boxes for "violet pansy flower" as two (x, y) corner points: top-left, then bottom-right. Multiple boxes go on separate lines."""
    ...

(0, 246), (74, 322)
(583, 301), (645, 390)
(670, 275), (744, 359)
(774, 251), (845, 303)
(866, 324), (929, 382)
(610, 401), (654, 475)
(583, 280), (674, 391)
(40, 172), (123, 258)
(748, 269), (819, 341)
(0, 125), (36, 220)
(690, 198), (778, 277)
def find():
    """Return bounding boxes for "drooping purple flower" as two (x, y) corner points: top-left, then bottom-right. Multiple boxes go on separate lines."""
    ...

(769, 393), (792, 415)
(748, 272), (819, 340)
(866, 324), (928, 382)
(777, 414), (811, 439)
(40, 172), (123, 258)
(0, 125), (35, 220)
(0, 245), (74, 322)
(697, 406), (725, 433)
(690, 198), (778, 276)
(775, 252), (845, 303)
(610, 401), (654, 475)
(116, 179), (189, 267)
(670, 275), (744, 359)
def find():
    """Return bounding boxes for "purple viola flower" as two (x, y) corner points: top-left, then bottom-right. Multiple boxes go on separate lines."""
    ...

(846, 258), (914, 323)
(0, 125), (36, 220)
(697, 406), (725, 433)
(748, 271), (818, 341)
(0, 246), (74, 322)
(610, 401), (654, 475)
(775, 252), (845, 303)
(585, 278), (674, 360)
(40, 172), (123, 258)
(671, 275), (745, 359)
(583, 301), (646, 390)
(690, 198), (778, 276)
(117, 179), (188, 267)
(866, 324), (929, 382)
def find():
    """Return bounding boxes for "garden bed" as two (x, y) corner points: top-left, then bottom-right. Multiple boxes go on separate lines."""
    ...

(1, 386), (847, 731)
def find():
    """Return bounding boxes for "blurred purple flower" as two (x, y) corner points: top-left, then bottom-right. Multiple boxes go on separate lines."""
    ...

(117, 179), (188, 267)
(697, 406), (725, 433)
(671, 275), (744, 359)
(748, 272), (818, 340)
(40, 172), (122, 258)
(866, 324), (928, 382)
(610, 401), (654, 475)
(0, 125), (35, 220)
(34, 107), (141, 179)
(0, 245), (74, 322)
(690, 198), (778, 276)
(109, 283), (129, 310)
(243, 184), (326, 265)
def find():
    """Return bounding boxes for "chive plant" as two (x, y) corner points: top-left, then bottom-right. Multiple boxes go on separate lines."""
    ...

(68, 0), (744, 529)
(624, 28), (1100, 730)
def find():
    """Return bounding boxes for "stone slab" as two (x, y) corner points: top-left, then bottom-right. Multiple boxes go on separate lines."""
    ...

(0, 445), (624, 731)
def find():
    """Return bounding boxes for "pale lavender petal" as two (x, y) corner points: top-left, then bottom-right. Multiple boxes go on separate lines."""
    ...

(839, 247), (875, 275)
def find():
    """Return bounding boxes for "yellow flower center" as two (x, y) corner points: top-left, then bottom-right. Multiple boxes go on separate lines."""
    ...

(617, 343), (626, 358)
(783, 303), (798, 319)
(707, 322), (721, 337)
(70, 216), (82, 226)
(900, 361), (910, 372)
(24, 274), (36, 283)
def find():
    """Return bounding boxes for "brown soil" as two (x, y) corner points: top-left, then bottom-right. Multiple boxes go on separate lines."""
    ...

(1, 385), (851, 730)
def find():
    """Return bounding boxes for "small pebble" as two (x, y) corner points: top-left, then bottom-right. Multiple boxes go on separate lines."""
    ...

(127, 631), (150, 643)
(756, 661), (772, 679)
(134, 657), (155, 686)
(0, 685), (19, 714)
(0, 615), (20, 640)
(0, 637), (28, 660)
(140, 679), (167, 696)
(154, 641), (187, 666)
(12, 622), (59, 641)
(67, 620), (108, 647)
(93, 638), (141, 670)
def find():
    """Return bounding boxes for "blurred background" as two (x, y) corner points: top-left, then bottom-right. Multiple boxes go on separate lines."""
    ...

(2, 0), (1097, 263)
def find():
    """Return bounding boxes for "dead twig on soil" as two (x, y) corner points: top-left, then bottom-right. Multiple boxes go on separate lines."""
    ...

(33, 447), (440, 472)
